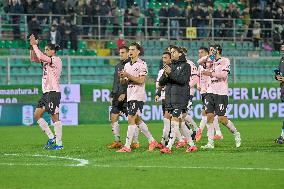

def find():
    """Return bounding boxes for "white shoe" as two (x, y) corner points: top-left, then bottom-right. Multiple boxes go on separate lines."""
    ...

(201, 143), (214, 149)
(234, 132), (241, 148)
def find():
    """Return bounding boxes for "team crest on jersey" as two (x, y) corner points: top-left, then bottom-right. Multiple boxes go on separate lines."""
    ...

(177, 66), (181, 70)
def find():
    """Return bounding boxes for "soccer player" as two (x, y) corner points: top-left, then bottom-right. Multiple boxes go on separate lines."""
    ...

(155, 52), (172, 148)
(274, 42), (284, 144)
(29, 34), (63, 150)
(159, 45), (197, 154)
(108, 46), (140, 149)
(155, 51), (187, 149)
(200, 44), (241, 149)
(195, 47), (223, 142)
(116, 42), (158, 152)
(180, 47), (199, 134)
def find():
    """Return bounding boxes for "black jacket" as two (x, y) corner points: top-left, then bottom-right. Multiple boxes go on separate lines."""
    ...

(278, 55), (284, 102)
(110, 58), (130, 99)
(159, 55), (190, 109)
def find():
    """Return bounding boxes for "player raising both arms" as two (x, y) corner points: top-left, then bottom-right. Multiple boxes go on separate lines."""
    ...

(116, 42), (158, 153)
(30, 34), (63, 150)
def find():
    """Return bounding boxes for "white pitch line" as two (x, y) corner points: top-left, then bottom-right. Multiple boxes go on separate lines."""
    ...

(33, 154), (89, 167)
(2, 154), (284, 171)
(2, 154), (89, 167)
(91, 164), (284, 172)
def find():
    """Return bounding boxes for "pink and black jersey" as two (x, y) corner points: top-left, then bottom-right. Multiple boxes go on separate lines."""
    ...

(211, 57), (230, 96)
(32, 45), (62, 94)
(124, 58), (148, 102)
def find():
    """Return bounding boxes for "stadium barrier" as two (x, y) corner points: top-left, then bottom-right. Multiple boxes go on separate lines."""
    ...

(0, 83), (283, 126)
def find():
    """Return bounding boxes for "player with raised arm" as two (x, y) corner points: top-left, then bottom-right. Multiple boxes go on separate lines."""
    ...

(195, 47), (223, 142)
(30, 34), (63, 150)
(200, 44), (241, 149)
(108, 45), (140, 149)
(116, 42), (158, 152)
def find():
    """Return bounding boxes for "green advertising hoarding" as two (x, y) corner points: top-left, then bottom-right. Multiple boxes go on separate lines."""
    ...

(0, 83), (283, 125)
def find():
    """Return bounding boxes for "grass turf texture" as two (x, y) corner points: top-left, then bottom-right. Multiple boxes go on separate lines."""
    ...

(0, 120), (284, 189)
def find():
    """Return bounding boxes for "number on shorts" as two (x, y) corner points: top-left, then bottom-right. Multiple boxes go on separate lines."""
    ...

(219, 104), (224, 111)
(132, 102), (136, 110)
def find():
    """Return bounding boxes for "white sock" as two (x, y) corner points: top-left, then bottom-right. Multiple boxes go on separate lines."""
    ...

(226, 120), (237, 134)
(37, 118), (54, 139)
(206, 123), (214, 145)
(138, 121), (154, 143)
(125, 125), (136, 148)
(161, 118), (170, 146)
(180, 121), (195, 147)
(54, 121), (62, 146)
(175, 124), (184, 142)
(199, 116), (207, 131)
(167, 121), (179, 149)
(133, 126), (139, 144)
(111, 121), (120, 142)
(184, 114), (198, 131)
(213, 116), (222, 136)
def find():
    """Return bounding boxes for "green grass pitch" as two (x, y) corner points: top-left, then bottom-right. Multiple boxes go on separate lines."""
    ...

(0, 120), (284, 189)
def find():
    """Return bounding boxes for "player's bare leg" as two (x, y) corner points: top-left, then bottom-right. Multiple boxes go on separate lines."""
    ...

(201, 113), (215, 149)
(50, 113), (63, 149)
(108, 113), (122, 149)
(136, 116), (158, 151)
(34, 108), (55, 148)
(213, 115), (223, 140)
(219, 116), (241, 147)
(196, 110), (207, 141)
(117, 114), (137, 152)
(180, 113), (197, 152)
(159, 110), (171, 148)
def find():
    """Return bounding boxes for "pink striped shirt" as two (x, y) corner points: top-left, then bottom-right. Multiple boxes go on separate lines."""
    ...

(211, 57), (230, 96)
(198, 65), (211, 94)
(32, 45), (62, 93)
(187, 59), (198, 96)
(124, 58), (147, 102)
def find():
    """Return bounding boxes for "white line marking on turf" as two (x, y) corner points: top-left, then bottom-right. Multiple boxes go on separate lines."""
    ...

(2, 154), (284, 171)
(2, 154), (89, 167)
(91, 165), (284, 172)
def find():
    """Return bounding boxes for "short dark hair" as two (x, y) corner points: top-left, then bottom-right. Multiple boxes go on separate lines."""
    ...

(210, 44), (222, 54)
(162, 51), (171, 57)
(129, 42), (143, 55)
(129, 42), (141, 51)
(199, 46), (209, 54)
(46, 43), (60, 52)
(171, 45), (183, 53)
(119, 45), (129, 51)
